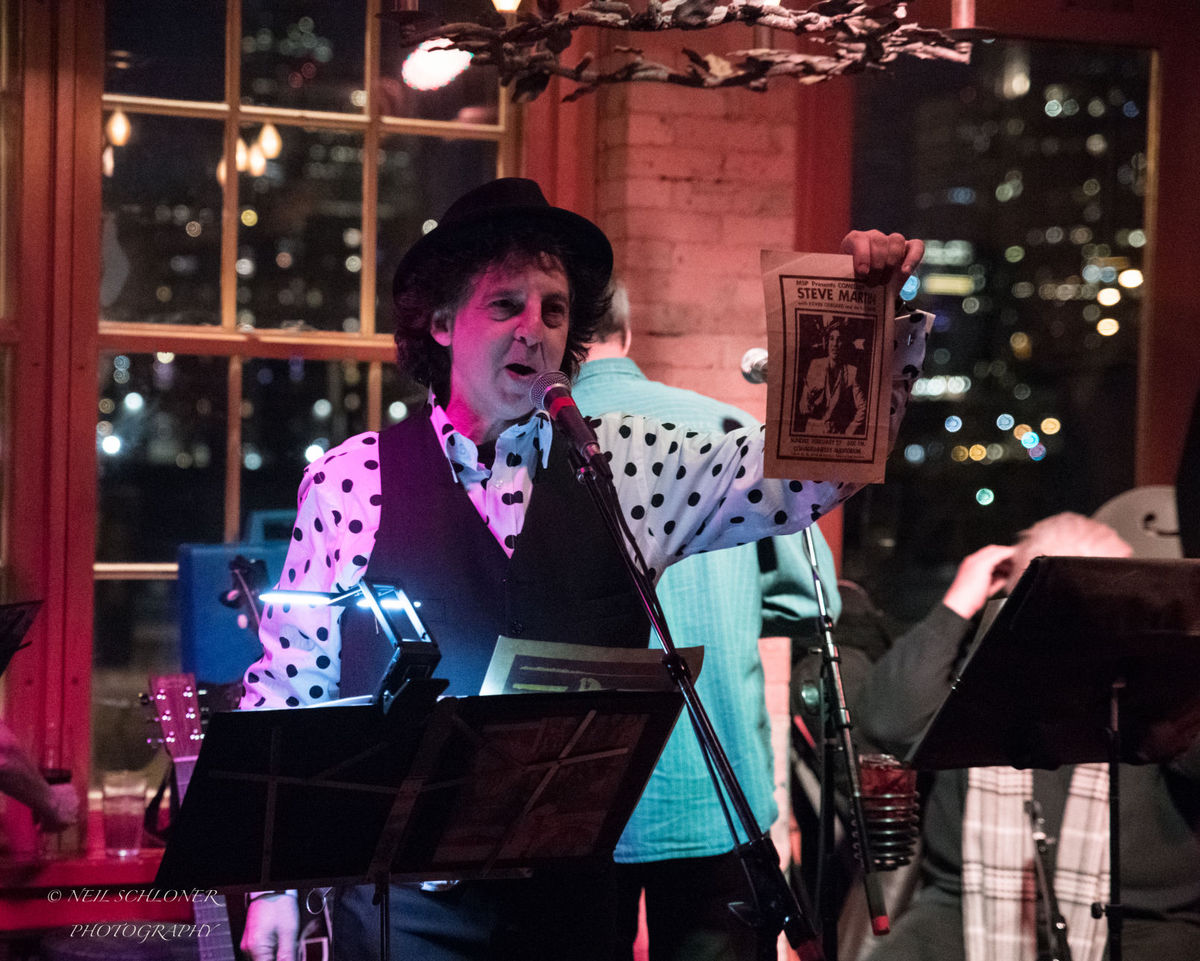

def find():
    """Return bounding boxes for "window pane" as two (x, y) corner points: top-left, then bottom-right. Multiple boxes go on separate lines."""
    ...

(847, 40), (1149, 623)
(375, 135), (498, 335)
(98, 353), (228, 561)
(241, 1), (367, 113)
(241, 358), (373, 519)
(382, 362), (429, 423)
(105, 0), (225, 101)
(237, 127), (363, 332)
(102, 115), (224, 326)
(242, 363), (427, 524)
(93, 579), (179, 787)
(379, 0), (500, 124)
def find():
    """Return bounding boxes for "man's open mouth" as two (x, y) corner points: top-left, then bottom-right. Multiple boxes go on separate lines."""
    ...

(505, 363), (536, 376)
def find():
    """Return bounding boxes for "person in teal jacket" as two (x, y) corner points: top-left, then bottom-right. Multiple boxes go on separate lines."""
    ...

(573, 282), (843, 961)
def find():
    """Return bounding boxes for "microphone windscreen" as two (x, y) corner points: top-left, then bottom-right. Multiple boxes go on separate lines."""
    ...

(740, 347), (769, 384)
(529, 369), (571, 411)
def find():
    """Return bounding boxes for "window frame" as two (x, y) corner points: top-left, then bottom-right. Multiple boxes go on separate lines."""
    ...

(98, 0), (517, 546)
(5, 0), (519, 838)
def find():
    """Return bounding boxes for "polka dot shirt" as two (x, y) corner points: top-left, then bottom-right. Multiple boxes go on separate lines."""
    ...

(240, 323), (926, 710)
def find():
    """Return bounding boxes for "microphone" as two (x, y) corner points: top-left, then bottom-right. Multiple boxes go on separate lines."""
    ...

(529, 370), (612, 479)
(740, 347), (768, 384)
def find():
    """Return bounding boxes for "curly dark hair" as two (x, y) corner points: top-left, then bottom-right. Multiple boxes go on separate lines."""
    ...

(392, 220), (612, 405)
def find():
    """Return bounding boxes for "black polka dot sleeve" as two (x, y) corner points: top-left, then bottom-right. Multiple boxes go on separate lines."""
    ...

(594, 318), (926, 577)
(238, 432), (384, 710)
(592, 414), (842, 574)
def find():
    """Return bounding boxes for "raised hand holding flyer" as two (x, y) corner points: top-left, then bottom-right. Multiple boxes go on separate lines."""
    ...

(760, 250), (895, 484)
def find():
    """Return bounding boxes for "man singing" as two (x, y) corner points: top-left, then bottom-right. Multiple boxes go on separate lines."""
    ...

(238, 177), (925, 961)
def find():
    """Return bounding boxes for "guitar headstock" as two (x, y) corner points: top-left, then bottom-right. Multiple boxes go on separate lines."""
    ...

(148, 672), (204, 762)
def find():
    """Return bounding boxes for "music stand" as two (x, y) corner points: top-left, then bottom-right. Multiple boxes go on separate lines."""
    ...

(157, 686), (681, 894)
(908, 556), (1200, 961)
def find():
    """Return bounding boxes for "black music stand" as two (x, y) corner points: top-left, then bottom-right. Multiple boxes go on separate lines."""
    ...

(908, 556), (1200, 961)
(158, 685), (681, 954)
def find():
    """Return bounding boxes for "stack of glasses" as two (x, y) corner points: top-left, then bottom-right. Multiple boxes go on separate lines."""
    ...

(856, 753), (920, 870)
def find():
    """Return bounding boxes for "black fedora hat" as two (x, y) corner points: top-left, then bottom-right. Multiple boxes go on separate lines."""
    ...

(393, 178), (613, 297)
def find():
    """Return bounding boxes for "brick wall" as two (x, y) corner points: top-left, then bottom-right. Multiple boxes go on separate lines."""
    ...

(593, 44), (801, 423)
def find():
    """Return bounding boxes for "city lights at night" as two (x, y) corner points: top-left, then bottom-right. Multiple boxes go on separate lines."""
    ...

(846, 38), (1148, 610)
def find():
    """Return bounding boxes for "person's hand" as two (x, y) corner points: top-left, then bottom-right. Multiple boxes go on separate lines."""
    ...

(35, 782), (79, 833)
(941, 544), (1017, 620)
(241, 892), (300, 961)
(841, 230), (925, 288)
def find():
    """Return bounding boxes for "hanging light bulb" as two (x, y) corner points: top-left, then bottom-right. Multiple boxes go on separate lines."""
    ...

(402, 40), (474, 91)
(216, 157), (227, 187)
(102, 144), (115, 177)
(248, 142), (267, 177)
(235, 137), (249, 172)
(106, 110), (131, 147)
(491, 0), (521, 12)
(258, 122), (282, 159)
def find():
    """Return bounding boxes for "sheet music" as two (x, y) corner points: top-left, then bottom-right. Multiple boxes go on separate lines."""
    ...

(480, 637), (704, 696)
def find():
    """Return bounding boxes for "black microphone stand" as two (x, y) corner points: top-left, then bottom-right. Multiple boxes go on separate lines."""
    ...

(800, 530), (890, 961)
(566, 446), (825, 961)
(1026, 800), (1073, 961)
(1100, 678), (1125, 961)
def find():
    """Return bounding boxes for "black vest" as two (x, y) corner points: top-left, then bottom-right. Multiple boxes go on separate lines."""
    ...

(338, 409), (650, 697)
